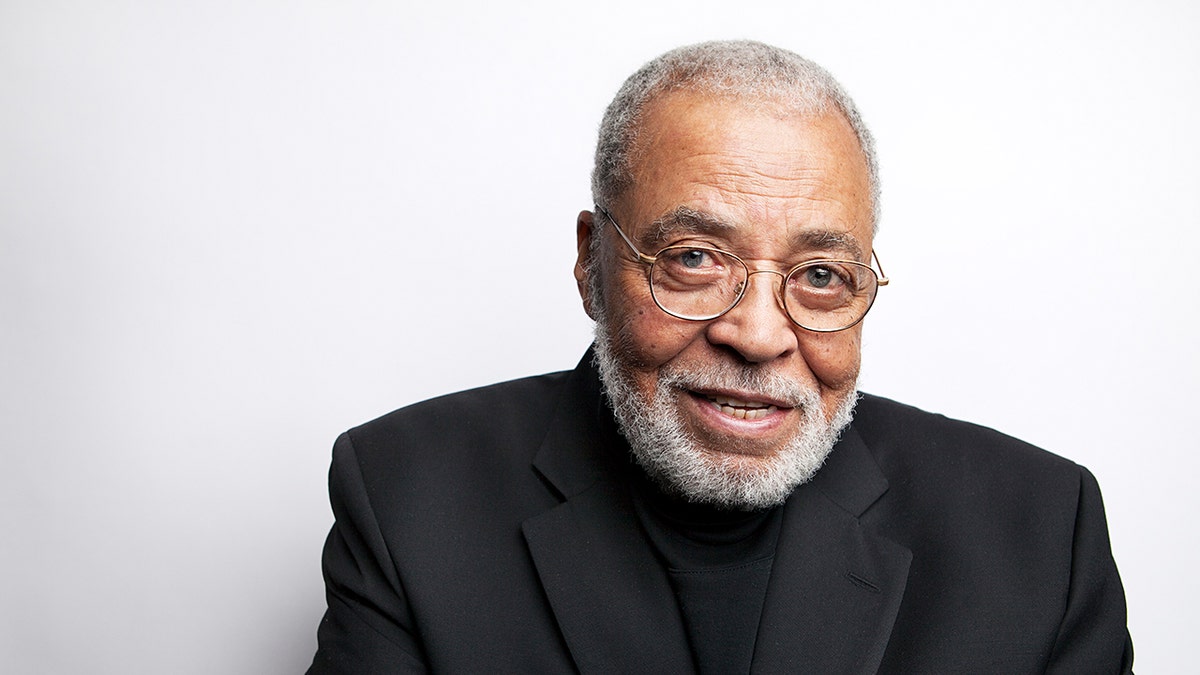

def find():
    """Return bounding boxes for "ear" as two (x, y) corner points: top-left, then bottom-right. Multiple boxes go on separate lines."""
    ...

(574, 209), (597, 320)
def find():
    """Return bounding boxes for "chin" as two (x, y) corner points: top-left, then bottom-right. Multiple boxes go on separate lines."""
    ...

(592, 321), (858, 510)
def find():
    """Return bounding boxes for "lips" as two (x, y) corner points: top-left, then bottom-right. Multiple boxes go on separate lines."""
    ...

(704, 394), (780, 420)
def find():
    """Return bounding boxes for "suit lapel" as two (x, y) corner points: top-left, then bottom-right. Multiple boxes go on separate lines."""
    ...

(751, 426), (911, 673)
(524, 356), (910, 673)
(523, 355), (695, 674)
(523, 483), (695, 674)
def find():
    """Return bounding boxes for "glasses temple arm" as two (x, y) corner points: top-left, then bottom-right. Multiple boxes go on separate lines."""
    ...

(871, 249), (889, 286)
(596, 205), (656, 264)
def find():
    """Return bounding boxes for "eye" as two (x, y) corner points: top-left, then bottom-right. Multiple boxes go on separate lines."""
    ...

(652, 246), (736, 291)
(806, 266), (830, 288)
(803, 265), (844, 289)
(678, 249), (711, 269)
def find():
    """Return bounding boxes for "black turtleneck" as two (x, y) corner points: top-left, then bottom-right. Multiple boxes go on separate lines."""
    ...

(595, 389), (786, 674)
(626, 455), (785, 675)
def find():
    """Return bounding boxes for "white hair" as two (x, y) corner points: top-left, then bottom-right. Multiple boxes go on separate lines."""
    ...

(591, 312), (858, 510)
(591, 39), (881, 231)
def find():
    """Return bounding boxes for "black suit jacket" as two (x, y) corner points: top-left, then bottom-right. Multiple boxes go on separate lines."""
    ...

(309, 353), (1132, 673)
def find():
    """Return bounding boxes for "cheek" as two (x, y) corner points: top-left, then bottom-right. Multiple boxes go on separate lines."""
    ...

(621, 309), (703, 370)
(608, 287), (703, 371)
(799, 330), (862, 391)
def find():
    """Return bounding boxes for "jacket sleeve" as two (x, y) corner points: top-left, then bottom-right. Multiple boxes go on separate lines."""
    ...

(1045, 466), (1134, 674)
(308, 432), (428, 674)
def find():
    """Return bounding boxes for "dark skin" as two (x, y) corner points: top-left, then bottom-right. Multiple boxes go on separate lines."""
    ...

(575, 91), (875, 469)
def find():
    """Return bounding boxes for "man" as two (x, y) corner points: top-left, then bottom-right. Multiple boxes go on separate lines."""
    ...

(309, 41), (1132, 673)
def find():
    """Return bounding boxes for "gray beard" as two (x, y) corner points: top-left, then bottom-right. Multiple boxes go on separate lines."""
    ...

(592, 316), (857, 510)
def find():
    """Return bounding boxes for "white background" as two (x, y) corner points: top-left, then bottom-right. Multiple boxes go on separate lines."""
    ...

(2, 1), (1196, 672)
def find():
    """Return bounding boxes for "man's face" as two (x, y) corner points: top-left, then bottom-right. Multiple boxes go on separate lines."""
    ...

(577, 91), (876, 507)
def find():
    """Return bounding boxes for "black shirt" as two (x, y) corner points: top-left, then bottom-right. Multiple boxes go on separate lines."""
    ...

(629, 466), (784, 675)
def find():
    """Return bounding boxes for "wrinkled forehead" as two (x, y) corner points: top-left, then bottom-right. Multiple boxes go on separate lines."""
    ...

(627, 89), (831, 163)
(617, 92), (874, 257)
(639, 205), (868, 260)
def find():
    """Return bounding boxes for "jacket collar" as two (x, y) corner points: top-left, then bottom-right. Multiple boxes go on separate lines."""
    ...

(524, 352), (696, 671)
(751, 424), (911, 673)
(524, 352), (911, 673)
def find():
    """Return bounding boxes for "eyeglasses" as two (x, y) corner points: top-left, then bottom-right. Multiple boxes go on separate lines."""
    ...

(596, 206), (888, 333)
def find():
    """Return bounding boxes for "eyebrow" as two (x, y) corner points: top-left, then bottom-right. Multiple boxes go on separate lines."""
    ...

(644, 207), (735, 247)
(789, 229), (865, 261)
(643, 206), (865, 261)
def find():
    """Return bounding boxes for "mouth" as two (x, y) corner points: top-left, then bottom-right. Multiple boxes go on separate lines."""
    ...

(700, 393), (784, 421)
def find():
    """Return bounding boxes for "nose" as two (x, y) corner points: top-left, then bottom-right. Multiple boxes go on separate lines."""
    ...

(704, 269), (798, 363)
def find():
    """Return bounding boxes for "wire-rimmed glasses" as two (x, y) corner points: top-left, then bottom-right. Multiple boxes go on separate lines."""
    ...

(596, 206), (888, 333)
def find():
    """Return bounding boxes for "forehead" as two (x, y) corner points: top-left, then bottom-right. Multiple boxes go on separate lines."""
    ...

(620, 92), (874, 258)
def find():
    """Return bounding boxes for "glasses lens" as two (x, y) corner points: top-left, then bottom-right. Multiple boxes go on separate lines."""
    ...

(649, 246), (747, 320)
(784, 261), (878, 331)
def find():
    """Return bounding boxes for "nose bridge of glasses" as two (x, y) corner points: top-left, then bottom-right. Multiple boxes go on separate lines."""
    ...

(737, 267), (789, 313)
(745, 268), (787, 281)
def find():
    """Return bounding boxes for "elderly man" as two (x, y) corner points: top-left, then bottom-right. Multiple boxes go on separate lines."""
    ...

(309, 41), (1132, 673)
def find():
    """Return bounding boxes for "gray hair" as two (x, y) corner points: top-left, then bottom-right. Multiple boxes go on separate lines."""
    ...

(590, 40), (881, 230)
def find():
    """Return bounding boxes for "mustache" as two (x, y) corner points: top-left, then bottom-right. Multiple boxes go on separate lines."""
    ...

(656, 360), (819, 409)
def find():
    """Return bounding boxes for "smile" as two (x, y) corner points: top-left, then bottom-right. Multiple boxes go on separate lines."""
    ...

(706, 394), (779, 421)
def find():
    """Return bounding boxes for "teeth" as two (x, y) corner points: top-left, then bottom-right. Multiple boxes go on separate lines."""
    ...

(707, 395), (778, 420)
(710, 395), (767, 408)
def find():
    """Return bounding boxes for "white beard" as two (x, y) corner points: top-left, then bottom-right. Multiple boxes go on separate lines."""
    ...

(592, 317), (858, 510)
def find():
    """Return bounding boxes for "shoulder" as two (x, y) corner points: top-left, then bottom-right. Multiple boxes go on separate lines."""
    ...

(849, 394), (1129, 670)
(346, 369), (576, 455)
(852, 392), (1080, 484)
(849, 392), (1092, 548)
(327, 368), (587, 531)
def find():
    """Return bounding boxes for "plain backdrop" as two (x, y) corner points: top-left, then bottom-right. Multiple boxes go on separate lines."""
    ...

(2, 1), (1197, 672)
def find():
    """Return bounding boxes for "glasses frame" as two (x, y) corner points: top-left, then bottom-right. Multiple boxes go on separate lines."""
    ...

(595, 206), (889, 333)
